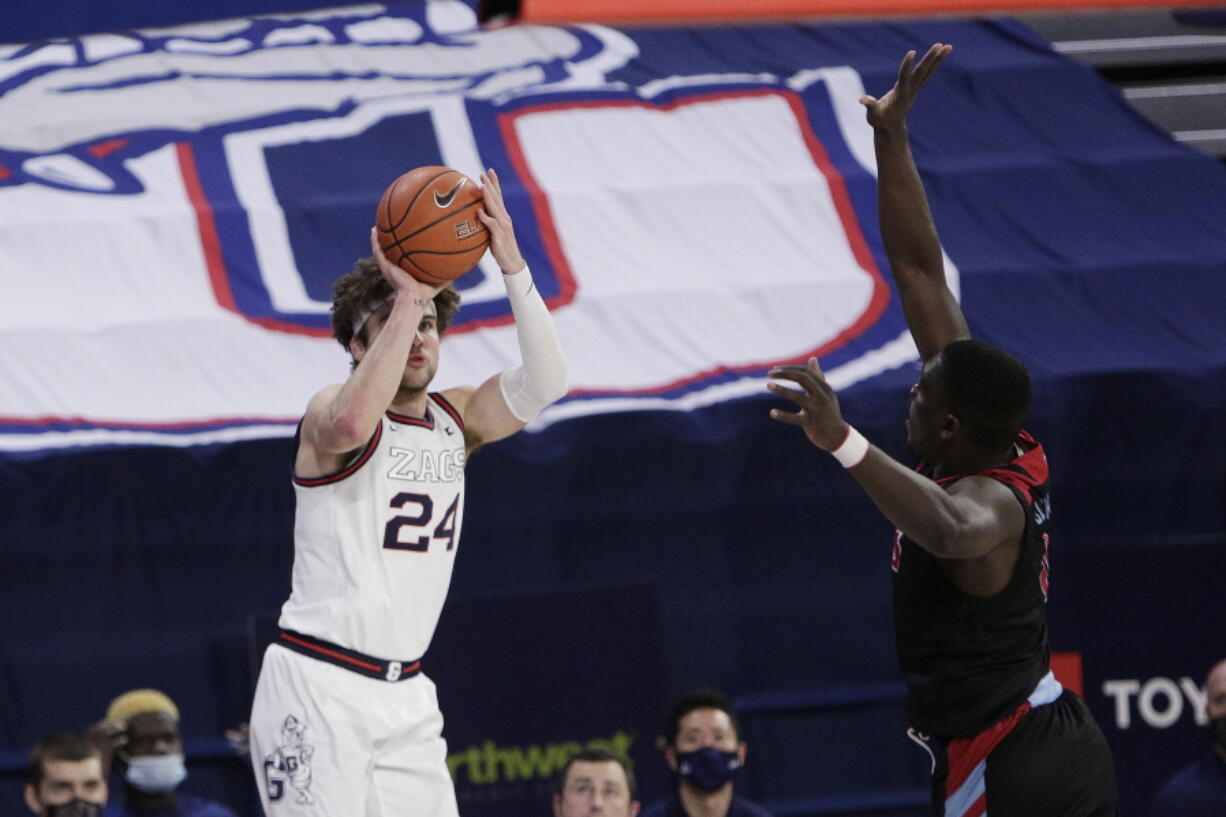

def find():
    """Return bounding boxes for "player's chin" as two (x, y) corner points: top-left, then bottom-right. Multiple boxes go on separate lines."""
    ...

(402, 365), (436, 389)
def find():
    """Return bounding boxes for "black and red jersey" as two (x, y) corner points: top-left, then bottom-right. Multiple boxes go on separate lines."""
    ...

(891, 430), (1053, 739)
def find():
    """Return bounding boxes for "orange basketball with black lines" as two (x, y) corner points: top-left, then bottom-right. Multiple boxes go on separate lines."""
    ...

(375, 166), (489, 285)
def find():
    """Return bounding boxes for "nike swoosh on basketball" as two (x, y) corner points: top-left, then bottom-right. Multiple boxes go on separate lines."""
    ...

(433, 179), (466, 208)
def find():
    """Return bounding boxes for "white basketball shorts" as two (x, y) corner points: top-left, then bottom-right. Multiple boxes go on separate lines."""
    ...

(249, 643), (459, 817)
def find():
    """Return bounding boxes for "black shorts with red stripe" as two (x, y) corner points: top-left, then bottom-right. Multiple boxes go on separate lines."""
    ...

(930, 690), (1118, 817)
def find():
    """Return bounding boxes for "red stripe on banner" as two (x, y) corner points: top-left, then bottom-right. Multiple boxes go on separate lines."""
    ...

(0, 413), (297, 431)
(515, 0), (1200, 25)
(496, 111), (580, 324)
(498, 88), (887, 398)
(175, 142), (330, 338)
(785, 91), (891, 353)
(87, 138), (129, 159)
(0, 164), (12, 181)
(177, 142), (235, 312)
(1050, 651), (1084, 697)
(965, 790), (988, 817)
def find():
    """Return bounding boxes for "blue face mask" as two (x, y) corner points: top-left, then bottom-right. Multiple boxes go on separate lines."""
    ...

(675, 746), (741, 791)
(124, 754), (187, 793)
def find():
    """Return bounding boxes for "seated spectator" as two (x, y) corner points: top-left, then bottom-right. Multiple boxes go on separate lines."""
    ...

(24, 733), (108, 817)
(553, 747), (640, 817)
(1151, 658), (1226, 817)
(641, 689), (773, 817)
(88, 689), (239, 817)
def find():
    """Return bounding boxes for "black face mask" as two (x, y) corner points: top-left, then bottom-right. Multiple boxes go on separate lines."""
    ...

(44, 799), (103, 817)
(1209, 715), (1226, 750)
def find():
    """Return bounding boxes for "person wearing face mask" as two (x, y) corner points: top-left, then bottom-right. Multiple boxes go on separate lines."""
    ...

(1151, 659), (1226, 817)
(87, 689), (240, 817)
(641, 689), (773, 817)
(24, 733), (108, 817)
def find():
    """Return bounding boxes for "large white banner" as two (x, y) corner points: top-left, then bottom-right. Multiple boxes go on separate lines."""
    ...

(0, 2), (953, 450)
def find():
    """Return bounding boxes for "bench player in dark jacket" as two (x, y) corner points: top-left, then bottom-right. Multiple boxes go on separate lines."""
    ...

(768, 44), (1117, 817)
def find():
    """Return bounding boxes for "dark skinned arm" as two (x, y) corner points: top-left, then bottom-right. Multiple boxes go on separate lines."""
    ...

(769, 46), (1025, 594)
(862, 43), (970, 361)
(768, 359), (1023, 563)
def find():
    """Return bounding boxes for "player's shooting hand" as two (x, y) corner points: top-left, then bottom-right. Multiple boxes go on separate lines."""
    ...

(369, 227), (442, 302)
(477, 168), (526, 275)
(768, 357), (849, 451)
(859, 43), (952, 132)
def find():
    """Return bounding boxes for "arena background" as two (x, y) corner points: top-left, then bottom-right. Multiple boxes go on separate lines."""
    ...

(2, 1), (1225, 815)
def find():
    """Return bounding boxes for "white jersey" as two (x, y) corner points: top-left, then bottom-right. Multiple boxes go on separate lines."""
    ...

(279, 392), (466, 660)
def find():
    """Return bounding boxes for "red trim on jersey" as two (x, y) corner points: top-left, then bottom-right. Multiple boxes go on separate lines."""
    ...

(292, 422), (383, 487)
(277, 629), (424, 681)
(934, 431), (1048, 503)
(944, 699), (1032, 798)
(280, 632), (383, 673)
(386, 407), (434, 429)
(430, 392), (465, 431)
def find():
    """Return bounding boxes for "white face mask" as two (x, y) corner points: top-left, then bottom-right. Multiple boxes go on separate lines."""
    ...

(125, 754), (187, 793)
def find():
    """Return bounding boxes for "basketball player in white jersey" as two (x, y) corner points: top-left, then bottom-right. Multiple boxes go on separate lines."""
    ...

(248, 168), (567, 816)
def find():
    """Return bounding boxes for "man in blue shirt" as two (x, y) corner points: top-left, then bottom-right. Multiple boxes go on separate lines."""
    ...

(1152, 659), (1226, 817)
(640, 689), (773, 817)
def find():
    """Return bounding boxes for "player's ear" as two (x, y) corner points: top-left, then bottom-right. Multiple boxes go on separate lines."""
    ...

(23, 783), (40, 815)
(663, 746), (678, 771)
(551, 791), (564, 817)
(942, 412), (960, 439)
(348, 334), (367, 363)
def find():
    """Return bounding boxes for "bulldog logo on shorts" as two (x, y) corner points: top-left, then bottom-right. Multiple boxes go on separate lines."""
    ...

(263, 715), (316, 805)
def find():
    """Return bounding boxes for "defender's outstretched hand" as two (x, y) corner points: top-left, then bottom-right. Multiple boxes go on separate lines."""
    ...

(478, 168), (526, 275)
(768, 357), (849, 451)
(860, 43), (952, 132)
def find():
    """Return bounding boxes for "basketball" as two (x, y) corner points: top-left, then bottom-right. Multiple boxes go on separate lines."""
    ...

(374, 166), (490, 285)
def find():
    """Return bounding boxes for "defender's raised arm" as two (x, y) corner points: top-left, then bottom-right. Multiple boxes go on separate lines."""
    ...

(861, 43), (969, 362)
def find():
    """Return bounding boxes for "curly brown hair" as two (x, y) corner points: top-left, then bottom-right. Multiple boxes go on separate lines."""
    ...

(330, 257), (462, 351)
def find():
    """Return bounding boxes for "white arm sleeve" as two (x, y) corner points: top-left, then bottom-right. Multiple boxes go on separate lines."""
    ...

(497, 266), (568, 422)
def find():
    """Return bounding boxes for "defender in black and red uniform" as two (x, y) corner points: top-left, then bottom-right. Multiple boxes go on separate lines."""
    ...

(768, 45), (1117, 816)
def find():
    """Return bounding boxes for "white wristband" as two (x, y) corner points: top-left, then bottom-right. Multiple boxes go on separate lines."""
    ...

(830, 425), (869, 469)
